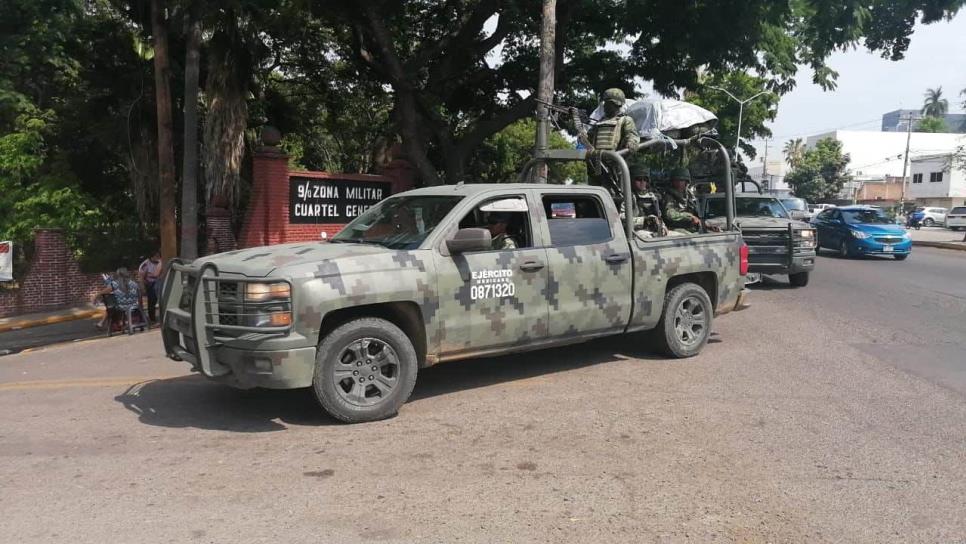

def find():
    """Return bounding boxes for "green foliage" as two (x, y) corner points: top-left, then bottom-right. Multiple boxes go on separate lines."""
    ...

(922, 87), (949, 117)
(685, 72), (778, 158)
(916, 116), (948, 133)
(0, 0), (156, 273)
(467, 119), (587, 184)
(785, 139), (852, 202)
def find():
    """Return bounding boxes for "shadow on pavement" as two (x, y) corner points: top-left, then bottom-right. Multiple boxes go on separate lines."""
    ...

(409, 333), (667, 402)
(115, 333), (669, 431)
(115, 377), (336, 431)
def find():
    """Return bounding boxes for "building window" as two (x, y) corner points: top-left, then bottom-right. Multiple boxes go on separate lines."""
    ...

(912, 173), (923, 184)
(929, 172), (944, 183)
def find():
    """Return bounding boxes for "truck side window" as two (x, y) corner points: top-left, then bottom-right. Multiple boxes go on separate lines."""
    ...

(541, 195), (612, 247)
(457, 196), (532, 250)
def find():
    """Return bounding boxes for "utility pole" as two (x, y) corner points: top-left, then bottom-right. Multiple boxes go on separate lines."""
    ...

(761, 139), (770, 190)
(898, 112), (919, 214)
(533, 0), (556, 183)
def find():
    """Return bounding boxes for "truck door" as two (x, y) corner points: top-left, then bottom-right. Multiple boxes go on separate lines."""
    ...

(433, 193), (551, 355)
(536, 191), (634, 338)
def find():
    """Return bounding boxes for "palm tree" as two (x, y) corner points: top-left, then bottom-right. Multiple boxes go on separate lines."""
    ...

(921, 87), (949, 117)
(784, 138), (806, 168)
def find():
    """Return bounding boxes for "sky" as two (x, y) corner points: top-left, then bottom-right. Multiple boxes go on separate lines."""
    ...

(749, 12), (966, 161)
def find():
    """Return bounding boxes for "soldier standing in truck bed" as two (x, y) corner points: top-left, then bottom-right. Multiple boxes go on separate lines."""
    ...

(587, 88), (639, 195)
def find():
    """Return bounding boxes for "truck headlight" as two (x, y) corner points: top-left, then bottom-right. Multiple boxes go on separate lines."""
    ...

(850, 230), (869, 239)
(245, 310), (292, 327)
(245, 282), (291, 301)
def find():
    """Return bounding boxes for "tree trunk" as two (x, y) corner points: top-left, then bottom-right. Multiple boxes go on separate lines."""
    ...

(151, 0), (178, 264)
(203, 29), (248, 207)
(395, 91), (441, 185)
(180, 5), (202, 260)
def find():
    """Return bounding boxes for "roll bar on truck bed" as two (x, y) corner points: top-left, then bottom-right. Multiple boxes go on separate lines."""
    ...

(517, 136), (737, 237)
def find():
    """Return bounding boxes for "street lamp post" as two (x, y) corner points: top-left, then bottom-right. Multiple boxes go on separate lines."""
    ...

(708, 86), (769, 157)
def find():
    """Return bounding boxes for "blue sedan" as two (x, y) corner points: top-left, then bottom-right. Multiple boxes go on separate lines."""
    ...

(811, 206), (911, 260)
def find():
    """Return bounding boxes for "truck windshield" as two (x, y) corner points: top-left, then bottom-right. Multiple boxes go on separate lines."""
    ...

(841, 209), (892, 225)
(331, 195), (464, 249)
(781, 198), (807, 212)
(705, 197), (789, 219)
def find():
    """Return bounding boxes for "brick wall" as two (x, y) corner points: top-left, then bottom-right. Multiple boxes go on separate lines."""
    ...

(237, 145), (415, 249)
(0, 229), (105, 318)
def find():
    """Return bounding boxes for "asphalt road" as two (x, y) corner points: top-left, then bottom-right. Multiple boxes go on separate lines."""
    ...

(1, 247), (964, 543)
(0, 315), (104, 355)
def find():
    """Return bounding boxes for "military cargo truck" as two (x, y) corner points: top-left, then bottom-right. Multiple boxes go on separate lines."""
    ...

(700, 193), (816, 287)
(161, 183), (749, 422)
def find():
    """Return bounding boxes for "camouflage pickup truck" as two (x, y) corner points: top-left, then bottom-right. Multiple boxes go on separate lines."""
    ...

(161, 184), (749, 422)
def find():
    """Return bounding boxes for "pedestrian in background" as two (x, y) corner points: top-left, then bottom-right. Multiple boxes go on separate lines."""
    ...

(94, 268), (140, 331)
(138, 250), (163, 322)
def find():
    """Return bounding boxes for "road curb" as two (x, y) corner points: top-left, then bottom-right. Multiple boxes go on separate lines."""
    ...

(0, 308), (100, 333)
(913, 240), (966, 251)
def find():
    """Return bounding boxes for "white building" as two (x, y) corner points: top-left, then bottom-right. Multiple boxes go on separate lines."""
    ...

(805, 130), (964, 179)
(747, 157), (789, 192)
(908, 154), (966, 209)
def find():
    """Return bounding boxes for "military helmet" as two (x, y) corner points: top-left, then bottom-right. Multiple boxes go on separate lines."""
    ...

(602, 88), (626, 105)
(669, 166), (692, 182)
(630, 163), (650, 180)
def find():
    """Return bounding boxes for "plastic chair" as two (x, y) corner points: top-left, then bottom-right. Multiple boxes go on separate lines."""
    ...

(103, 293), (151, 336)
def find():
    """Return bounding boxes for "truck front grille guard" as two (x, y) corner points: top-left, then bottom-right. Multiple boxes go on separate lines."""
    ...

(162, 259), (294, 373)
(166, 260), (294, 337)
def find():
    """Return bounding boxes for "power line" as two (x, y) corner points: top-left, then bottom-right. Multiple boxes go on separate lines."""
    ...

(765, 117), (884, 144)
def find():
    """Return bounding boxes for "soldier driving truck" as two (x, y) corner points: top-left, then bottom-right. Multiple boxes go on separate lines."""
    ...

(160, 97), (749, 423)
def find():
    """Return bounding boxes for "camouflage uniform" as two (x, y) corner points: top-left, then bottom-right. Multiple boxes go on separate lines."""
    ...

(619, 164), (662, 232)
(491, 233), (518, 250)
(587, 88), (639, 194)
(662, 167), (701, 233)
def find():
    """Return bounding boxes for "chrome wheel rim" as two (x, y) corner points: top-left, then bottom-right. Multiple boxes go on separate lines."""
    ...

(673, 295), (708, 348)
(333, 338), (399, 407)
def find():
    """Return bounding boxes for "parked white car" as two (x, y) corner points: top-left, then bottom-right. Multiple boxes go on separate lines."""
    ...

(918, 207), (947, 227)
(809, 203), (835, 215)
(944, 206), (966, 230)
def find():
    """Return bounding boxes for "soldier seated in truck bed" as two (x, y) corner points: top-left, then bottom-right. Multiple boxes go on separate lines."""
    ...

(161, 183), (749, 423)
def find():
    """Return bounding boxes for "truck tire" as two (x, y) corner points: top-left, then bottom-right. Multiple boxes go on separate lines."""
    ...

(923, 217), (935, 227)
(654, 282), (714, 358)
(312, 317), (418, 423)
(788, 271), (810, 287)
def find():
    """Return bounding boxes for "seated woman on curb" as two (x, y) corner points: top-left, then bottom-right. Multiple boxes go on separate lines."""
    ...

(93, 268), (141, 330)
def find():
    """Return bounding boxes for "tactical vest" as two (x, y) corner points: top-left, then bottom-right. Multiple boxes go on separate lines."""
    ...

(592, 116), (628, 151)
(635, 193), (660, 217)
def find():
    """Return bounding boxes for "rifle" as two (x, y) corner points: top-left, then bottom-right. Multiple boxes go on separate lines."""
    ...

(535, 98), (593, 150)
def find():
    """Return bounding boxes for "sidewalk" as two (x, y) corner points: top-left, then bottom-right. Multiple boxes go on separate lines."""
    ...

(908, 227), (966, 251)
(0, 306), (101, 333)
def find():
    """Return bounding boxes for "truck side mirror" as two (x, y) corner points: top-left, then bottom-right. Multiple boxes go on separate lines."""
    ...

(446, 228), (491, 254)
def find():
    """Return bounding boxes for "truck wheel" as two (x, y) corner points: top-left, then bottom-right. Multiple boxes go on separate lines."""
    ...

(923, 218), (935, 227)
(788, 271), (810, 287)
(654, 283), (713, 358)
(312, 318), (418, 423)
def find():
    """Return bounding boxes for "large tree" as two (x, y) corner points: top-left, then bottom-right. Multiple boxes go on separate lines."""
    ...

(312, 0), (964, 186)
(785, 138), (852, 203)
